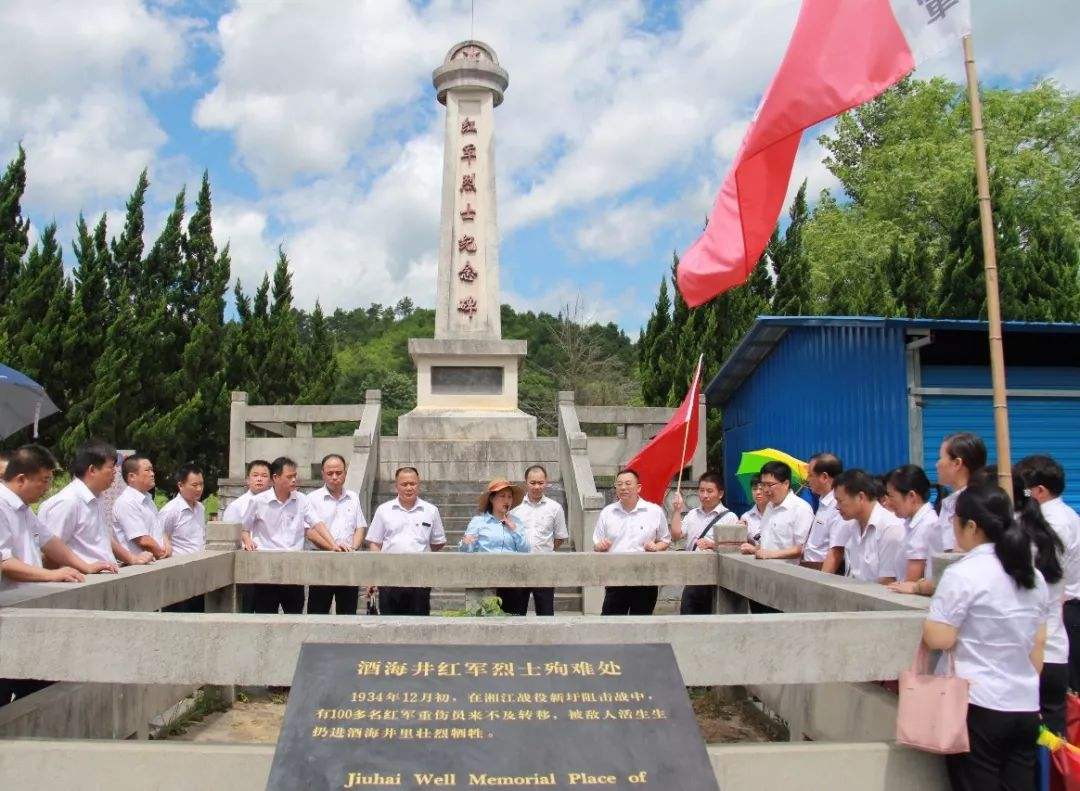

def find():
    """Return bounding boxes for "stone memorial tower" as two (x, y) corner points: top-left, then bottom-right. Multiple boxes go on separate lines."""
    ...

(398, 41), (536, 440)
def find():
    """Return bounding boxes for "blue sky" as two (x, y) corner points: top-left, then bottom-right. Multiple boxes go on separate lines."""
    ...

(1, 0), (1077, 335)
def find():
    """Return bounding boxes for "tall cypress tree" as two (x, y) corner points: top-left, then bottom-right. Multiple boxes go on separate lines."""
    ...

(935, 185), (988, 319)
(298, 301), (339, 404)
(257, 249), (304, 404)
(886, 239), (932, 318)
(639, 276), (671, 405)
(59, 214), (110, 454)
(0, 145), (30, 311)
(772, 181), (815, 316)
(108, 169), (149, 306)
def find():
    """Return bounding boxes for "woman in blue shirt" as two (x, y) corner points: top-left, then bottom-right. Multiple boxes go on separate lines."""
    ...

(460, 479), (530, 614)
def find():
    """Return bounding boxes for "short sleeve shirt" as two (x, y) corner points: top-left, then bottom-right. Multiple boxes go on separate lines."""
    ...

(159, 495), (206, 555)
(845, 503), (906, 582)
(366, 498), (446, 554)
(802, 491), (855, 563)
(741, 507), (766, 541)
(112, 485), (161, 554)
(759, 491), (815, 555)
(38, 478), (116, 565)
(1042, 498), (1080, 601)
(222, 490), (256, 524)
(928, 542), (1049, 711)
(0, 483), (46, 589)
(681, 504), (739, 551)
(510, 496), (568, 553)
(307, 487), (367, 547)
(937, 488), (964, 553)
(592, 499), (670, 554)
(242, 489), (320, 552)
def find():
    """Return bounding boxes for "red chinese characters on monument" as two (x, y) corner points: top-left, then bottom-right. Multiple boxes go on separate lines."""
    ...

(459, 204), (476, 222)
(461, 144), (476, 165)
(458, 235), (477, 254)
(461, 118), (477, 135)
(458, 263), (478, 283)
(460, 174), (476, 194)
(457, 296), (478, 317)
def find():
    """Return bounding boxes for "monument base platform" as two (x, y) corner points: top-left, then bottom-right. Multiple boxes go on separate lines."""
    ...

(396, 408), (537, 440)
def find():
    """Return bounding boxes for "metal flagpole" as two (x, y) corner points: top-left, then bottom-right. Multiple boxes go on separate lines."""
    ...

(962, 34), (1012, 496)
(674, 354), (705, 496)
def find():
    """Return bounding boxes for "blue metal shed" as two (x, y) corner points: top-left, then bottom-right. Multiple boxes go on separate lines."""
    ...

(705, 316), (1080, 514)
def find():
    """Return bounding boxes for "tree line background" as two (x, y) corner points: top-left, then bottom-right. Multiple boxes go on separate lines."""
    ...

(639, 78), (1080, 463)
(1, 77), (1076, 487)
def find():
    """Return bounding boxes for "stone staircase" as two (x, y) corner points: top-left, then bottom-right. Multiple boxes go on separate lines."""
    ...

(370, 479), (583, 613)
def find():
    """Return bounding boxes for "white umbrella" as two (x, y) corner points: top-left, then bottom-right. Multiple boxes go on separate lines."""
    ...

(0, 364), (59, 439)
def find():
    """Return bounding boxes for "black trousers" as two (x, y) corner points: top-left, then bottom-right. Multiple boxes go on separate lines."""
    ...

(1041, 662), (1069, 735)
(379, 586), (431, 616)
(497, 587), (555, 616)
(1064, 599), (1080, 690)
(945, 704), (1039, 791)
(253, 584), (305, 614)
(601, 586), (658, 616)
(308, 586), (359, 615)
(680, 585), (715, 615)
(163, 595), (205, 613)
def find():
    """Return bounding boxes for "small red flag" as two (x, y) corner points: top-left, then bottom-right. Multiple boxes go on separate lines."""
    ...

(626, 357), (703, 505)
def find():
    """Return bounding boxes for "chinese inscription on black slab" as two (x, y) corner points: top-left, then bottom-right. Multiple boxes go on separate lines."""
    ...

(267, 643), (720, 791)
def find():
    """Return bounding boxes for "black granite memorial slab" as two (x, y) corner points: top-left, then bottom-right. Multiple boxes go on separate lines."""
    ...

(267, 643), (719, 791)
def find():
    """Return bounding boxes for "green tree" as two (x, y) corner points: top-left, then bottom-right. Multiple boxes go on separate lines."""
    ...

(257, 249), (304, 404)
(298, 301), (339, 404)
(771, 181), (815, 316)
(109, 169), (149, 305)
(638, 275), (671, 405)
(0, 145), (30, 311)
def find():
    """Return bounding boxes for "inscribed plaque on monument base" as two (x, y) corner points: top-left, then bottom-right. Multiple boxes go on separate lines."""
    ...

(267, 643), (720, 791)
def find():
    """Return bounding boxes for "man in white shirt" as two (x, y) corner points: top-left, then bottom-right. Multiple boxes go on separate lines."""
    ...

(740, 461), (814, 561)
(0, 445), (111, 707)
(366, 466), (446, 616)
(671, 471), (740, 615)
(307, 454), (366, 616)
(802, 453), (855, 574)
(242, 456), (341, 614)
(834, 469), (905, 584)
(160, 462), (208, 612)
(222, 459), (271, 523)
(505, 464), (568, 616)
(1015, 454), (1080, 690)
(593, 468), (670, 616)
(39, 441), (147, 568)
(740, 474), (769, 540)
(113, 454), (167, 560)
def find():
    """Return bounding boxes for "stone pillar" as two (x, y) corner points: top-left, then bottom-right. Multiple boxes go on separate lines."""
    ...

(204, 585), (238, 705)
(228, 391), (248, 479)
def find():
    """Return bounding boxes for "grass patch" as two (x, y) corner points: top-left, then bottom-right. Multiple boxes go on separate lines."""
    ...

(152, 687), (231, 739)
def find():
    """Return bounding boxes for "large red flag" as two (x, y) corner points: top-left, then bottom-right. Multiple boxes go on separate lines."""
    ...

(626, 357), (703, 505)
(677, 0), (971, 307)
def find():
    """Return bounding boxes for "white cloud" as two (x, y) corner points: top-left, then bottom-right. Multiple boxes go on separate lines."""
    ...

(0, 0), (193, 213)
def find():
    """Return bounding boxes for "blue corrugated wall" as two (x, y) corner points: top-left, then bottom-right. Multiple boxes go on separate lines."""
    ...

(720, 324), (909, 514)
(921, 365), (1080, 511)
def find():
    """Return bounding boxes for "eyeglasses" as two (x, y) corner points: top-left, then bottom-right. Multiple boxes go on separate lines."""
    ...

(759, 481), (782, 490)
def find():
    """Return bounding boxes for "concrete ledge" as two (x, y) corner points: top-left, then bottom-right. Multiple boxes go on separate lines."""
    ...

(0, 552), (234, 611)
(719, 554), (929, 613)
(233, 550), (720, 587)
(0, 739), (946, 791)
(750, 682), (900, 742)
(707, 742), (947, 791)
(0, 610), (924, 687)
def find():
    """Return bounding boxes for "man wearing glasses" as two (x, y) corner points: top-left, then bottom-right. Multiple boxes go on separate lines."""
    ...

(739, 461), (813, 563)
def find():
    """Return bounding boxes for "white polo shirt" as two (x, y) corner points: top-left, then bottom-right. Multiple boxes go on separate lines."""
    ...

(0, 483), (46, 589)
(38, 478), (116, 565)
(681, 504), (739, 551)
(801, 490), (854, 563)
(902, 501), (939, 578)
(845, 503), (906, 582)
(1042, 498), (1080, 602)
(159, 495), (206, 556)
(366, 497), (445, 554)
(308, 486), (366, 547)
(222, 489), (257, 524)
(759, 491), (814, 555)
(242, 489), (320, 552)
(929, 542), (1049, 711)
(510, 495), (568, 553)
(741, 506), (766, 541)
(937, 488), (964, 552)
(112, 485), (161, 554)
(592, 499), (670, 554)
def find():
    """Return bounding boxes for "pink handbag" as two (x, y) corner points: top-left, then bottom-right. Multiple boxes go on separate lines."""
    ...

(895, 643), (970, 754)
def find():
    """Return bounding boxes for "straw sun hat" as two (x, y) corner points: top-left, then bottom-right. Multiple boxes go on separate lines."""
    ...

(477, 479), (525, 513)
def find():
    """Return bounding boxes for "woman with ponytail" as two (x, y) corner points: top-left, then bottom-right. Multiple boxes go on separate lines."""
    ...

(1013, 462), (1071, 735)
(884, 465), (941, 596)
(923, 484), (1049, 791)
(934, 432), (987, 554)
